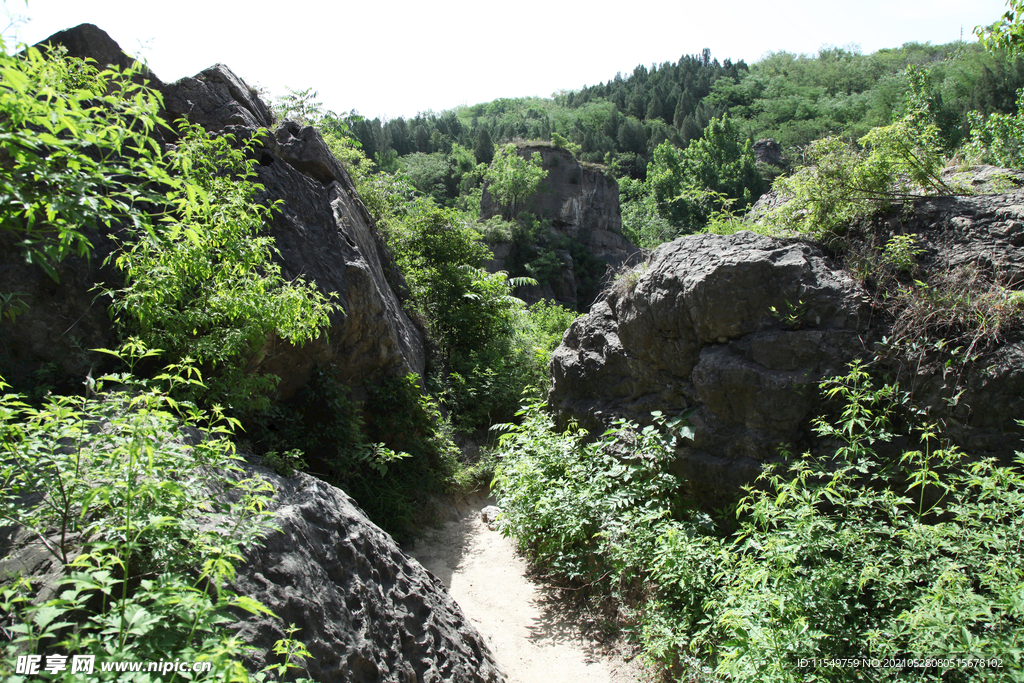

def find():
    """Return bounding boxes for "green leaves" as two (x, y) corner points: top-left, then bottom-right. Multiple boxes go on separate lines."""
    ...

(495, 364), (1024, 681)
(0, 352), (282, 681)
(647, 114), (766, 232)
(108, 122), (339, 413)
(0, 44), (170, 281)
(483, 144), (547, 218)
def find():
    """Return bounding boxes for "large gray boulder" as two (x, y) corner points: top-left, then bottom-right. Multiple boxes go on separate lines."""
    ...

(233, 463), (504, 683)
(549, 232), (871, 493)
(550, 177), (1024, 499)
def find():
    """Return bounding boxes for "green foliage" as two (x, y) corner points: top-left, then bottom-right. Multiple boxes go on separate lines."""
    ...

(0, 41), (169, 281)
(484, 144), (548, 217)
(765, 111), (952, 240)
(976, 0), (1024, 54)
(966, 88), (1024, 168)
(647, 115), (766, 231)
(0, 348), (294, 682)
(385, 200), (518, 356)
(882, 234), (924, 272)
(108, 122), (338, 413)
(493, 403), (688, 585)
(494, 364), (1024, 682)
(357, 373), (460, 537)
(619, 176), (676, 249)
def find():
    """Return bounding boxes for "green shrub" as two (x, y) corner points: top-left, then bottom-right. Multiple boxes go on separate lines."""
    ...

(493, 403), (688, 584)
(494, 363), (1024, 682)
(0, 348), (303, 681)
(765, 114), (952, 241)
(108, 122), (337, 414)
(0, 41), (168, 281)
(965, 88), (1024, 168)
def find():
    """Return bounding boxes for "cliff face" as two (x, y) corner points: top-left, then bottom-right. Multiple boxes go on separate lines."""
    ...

(1, 25), (424, 401)
(481, 144), (639, 310)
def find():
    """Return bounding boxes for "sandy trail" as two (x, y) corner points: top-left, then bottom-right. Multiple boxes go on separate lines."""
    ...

(408, 494), (644, 683)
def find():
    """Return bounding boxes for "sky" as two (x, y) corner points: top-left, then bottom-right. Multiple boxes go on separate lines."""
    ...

(5, 0), (1012, 121)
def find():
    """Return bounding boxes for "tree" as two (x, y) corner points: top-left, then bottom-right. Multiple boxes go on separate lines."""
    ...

(474, 128), (495, 164)
(976, 0), (1024, 53)
(647, 114), (765, 230)
(484, 144), (548, 218)
(110, 123), (337, 413)
(0, 43), (169, 282)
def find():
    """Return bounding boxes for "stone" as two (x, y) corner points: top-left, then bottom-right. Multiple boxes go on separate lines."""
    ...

(231, 461), (505, 683)
(549, 171), (1024, 501)
(480, 144), (640, 310)
(549, 231), (871, 499)
(480, 506), (502, 530)
(4, 24), (425, 403)
(753, 138), (785, 168)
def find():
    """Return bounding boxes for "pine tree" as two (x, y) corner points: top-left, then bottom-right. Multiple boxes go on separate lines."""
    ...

(474, 128), (495, 165)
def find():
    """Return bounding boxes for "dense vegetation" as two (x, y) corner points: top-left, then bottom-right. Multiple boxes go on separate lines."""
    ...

(483, 7), (1024, 683)
(320, 37), (1024, 246)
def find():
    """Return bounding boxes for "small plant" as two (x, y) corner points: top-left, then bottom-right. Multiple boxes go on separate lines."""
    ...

(262, 448), (307, 477)
(769, 298), (807, 329)
(881, 234), (924, 273)
(0, 345), (302, 681)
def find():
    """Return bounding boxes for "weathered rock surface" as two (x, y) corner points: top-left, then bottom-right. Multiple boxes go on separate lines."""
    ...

(550, 232), (870, 493)
(233, 462), (504, 683)
(3, 24), (423, 401)
(753, 138), (785, 168)
(551, 175), (1024, 498)
(481, 144), (639, 310)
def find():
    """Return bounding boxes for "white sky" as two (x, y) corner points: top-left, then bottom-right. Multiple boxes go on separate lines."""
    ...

(6, 0), (1011, 121)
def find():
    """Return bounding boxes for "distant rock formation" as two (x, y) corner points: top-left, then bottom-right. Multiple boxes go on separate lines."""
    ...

(550, 173), (1024, 501)
(481, 144), (639, 310)
(2, 25), (424, 402)
(753, 138), (785, 168)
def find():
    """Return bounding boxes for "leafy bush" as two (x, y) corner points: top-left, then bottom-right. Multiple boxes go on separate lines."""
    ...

(494, 364), (1024, 682)
(484, 144), (547, 218)
(493, 403), (689, 584)
(109, 122), (337, 414)
(965, 88), (1024, 168)
(0, 348), (302, 681)
(0, 42), (168, 281)
(765, 112), (953, 240)
(647, 114), (766, 232)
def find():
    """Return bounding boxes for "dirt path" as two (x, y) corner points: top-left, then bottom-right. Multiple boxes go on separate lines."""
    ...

(408, 494), (645, 683)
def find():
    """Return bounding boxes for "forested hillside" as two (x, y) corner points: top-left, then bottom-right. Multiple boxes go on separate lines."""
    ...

(313, 39), (1024, 247)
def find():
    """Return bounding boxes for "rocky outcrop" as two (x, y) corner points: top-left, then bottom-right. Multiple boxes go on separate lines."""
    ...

(549, 232), (870, 494)
(232, 461), (504, 683)
(549, 175), (1024, 499)
(481, 144), (639, 310)
(753, 138), (785, 168)
(2, 24), (423, 401)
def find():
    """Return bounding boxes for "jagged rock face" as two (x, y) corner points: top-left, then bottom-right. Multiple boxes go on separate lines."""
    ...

(871, 181), (1024, 455)
(3, 25), (424, 401)
(481, 145), (639, 310)
(233, 463), (504, 683)
(158, 62), (427, 399)
(549, 232), (871, 494)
